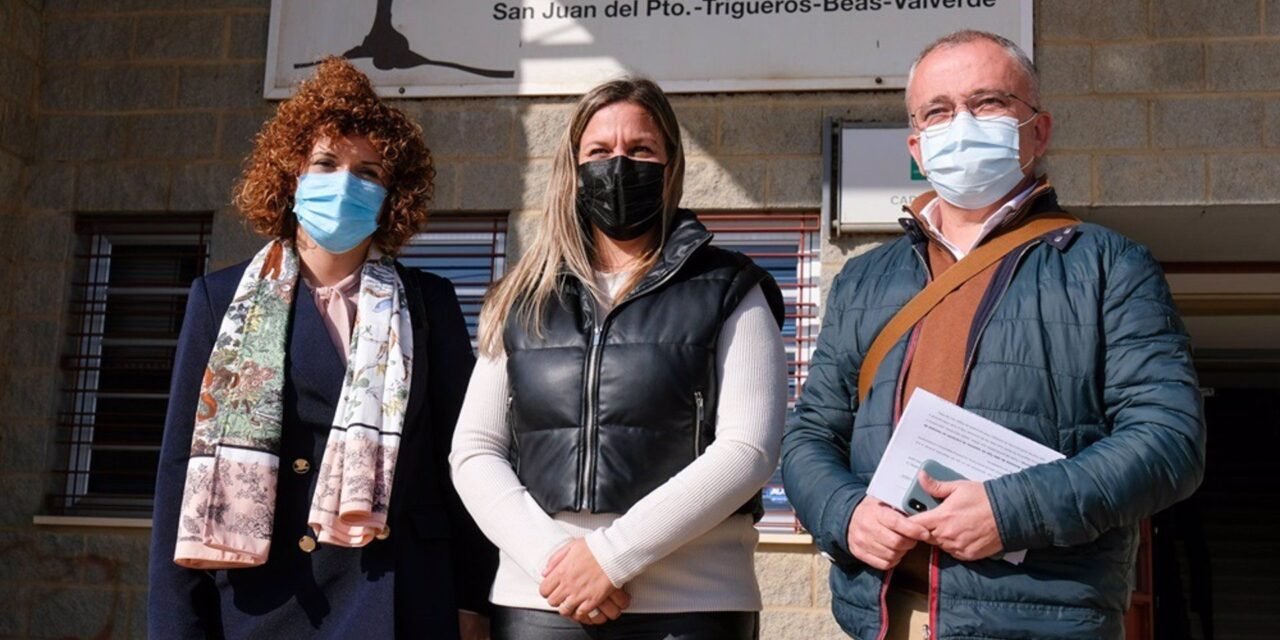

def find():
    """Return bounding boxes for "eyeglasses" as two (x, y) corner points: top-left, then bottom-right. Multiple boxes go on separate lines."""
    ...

(910, 90), (1040, 131)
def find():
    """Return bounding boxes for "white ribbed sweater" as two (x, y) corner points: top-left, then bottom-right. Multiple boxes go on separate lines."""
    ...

(448, 282), (786, 612)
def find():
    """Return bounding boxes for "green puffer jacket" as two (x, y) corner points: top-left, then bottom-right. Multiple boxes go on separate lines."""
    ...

(781, 191), (1205, 640)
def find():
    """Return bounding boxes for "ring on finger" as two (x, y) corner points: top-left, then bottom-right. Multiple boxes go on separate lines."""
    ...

(587, 608), (602, 619)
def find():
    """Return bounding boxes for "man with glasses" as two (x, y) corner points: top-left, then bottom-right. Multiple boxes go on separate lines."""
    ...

(782, 30), (1205, 639)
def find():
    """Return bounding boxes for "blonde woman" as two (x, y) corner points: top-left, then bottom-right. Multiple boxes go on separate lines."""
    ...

(450, 78), (787, 639)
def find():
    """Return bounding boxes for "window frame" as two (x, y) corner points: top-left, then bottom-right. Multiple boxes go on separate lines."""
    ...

(400, 213), (509, 347)
(701, 212), (822, 407)
(54, 215), (212, 517)
(701, 211), (822, 535)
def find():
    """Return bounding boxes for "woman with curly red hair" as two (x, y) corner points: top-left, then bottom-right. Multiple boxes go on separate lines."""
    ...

(148, 57), (496, 639)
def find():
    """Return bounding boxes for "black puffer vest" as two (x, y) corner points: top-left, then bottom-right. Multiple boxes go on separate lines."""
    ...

(504, 210), (785, 517)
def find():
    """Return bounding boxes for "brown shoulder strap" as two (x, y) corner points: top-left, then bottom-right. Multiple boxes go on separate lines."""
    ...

(856, 215), (1080, 404)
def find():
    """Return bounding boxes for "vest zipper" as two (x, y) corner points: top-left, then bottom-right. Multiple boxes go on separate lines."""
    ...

(580, 323), (604, 511)
(576, 235), (712, 512)
(693, 390), (705, 458)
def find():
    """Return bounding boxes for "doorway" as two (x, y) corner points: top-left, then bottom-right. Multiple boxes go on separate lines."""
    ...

(1153, 354), (1280, 640)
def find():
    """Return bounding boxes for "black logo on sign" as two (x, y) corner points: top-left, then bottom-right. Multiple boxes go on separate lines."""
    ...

(294, 0), (515, 79)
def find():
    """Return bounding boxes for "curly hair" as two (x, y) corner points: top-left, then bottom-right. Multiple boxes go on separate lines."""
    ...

(232, 57), (434, 255)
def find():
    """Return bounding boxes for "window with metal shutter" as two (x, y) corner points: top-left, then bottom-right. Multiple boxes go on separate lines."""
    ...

(702, 212), (821, 535)
(53, 215), (212, 517)
(399, 214), (508, 347)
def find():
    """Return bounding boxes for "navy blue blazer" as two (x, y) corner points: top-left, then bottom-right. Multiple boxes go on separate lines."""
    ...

(148, 260), (497, 639)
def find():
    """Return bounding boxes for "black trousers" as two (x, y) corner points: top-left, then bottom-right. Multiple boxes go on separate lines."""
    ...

(491, 606), (759, 640)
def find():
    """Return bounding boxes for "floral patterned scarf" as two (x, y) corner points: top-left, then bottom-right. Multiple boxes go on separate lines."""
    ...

(174, 240), (413, 569)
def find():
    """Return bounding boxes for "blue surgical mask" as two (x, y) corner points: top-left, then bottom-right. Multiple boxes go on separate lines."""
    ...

(292, 171), (387, 254)
(919, 112), (1035, 210)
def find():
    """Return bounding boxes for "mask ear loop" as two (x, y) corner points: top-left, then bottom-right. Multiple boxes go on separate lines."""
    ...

(1015, 111), (1042, 173)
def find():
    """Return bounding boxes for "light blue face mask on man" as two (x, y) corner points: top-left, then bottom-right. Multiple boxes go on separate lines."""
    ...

(292, 171), (387, 254)
(919, 112), (1036, 210)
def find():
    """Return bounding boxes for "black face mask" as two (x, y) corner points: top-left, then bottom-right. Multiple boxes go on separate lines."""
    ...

(576, 155), (666, 241)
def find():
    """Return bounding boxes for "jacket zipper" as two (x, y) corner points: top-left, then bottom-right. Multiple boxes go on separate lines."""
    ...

(923, 241), (1039, 640)
(891, 240), (932, 420)
(927, 546), (940, 640)
(874, 243), (931, 640)
(874, 567), (895, 640)
(578, 235), (712, 511)
(891, 209), (1047, 640)
(693, 390), (705, 458)
(958, 241), (1039, 388)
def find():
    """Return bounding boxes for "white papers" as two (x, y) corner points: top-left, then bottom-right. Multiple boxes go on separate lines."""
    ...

(867, 389), (1065, 563)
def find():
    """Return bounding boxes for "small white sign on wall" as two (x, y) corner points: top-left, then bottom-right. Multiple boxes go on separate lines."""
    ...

(265, 0), (1033, 98)
(829, 123), (929, 233)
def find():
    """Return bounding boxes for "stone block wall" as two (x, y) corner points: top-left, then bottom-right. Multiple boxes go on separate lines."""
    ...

(1, 1), (272, 637)
(0, 0), (41, 405)
(1037, 0), (1280, 208)
(3, 0), (1280, 638)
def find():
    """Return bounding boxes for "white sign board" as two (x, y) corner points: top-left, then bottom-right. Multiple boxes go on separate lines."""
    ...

(835, 124), (929, 232)
(265, 0), (1033, 98)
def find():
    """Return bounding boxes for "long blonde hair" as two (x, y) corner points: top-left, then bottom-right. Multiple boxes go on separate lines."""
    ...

(477, 78), (687, 356)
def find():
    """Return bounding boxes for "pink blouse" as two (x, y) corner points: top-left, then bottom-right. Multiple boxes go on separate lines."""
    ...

(305, 269), (361, 365)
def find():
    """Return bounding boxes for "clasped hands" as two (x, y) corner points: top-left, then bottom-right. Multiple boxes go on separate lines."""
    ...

(534, 474), (997, 623)
(847, 472), (1003, 571)
(538, 538), (631, 625)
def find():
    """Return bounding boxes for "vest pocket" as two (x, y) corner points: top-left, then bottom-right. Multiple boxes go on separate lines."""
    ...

(507, 395), (520, 473)
(693, 390), (705, 458)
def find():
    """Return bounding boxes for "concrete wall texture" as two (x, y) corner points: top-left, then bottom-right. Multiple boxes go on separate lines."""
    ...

(0, 0), (1277, 637)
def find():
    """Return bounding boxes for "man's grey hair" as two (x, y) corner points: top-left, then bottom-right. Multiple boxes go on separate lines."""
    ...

(905, 30), (1040, 110)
